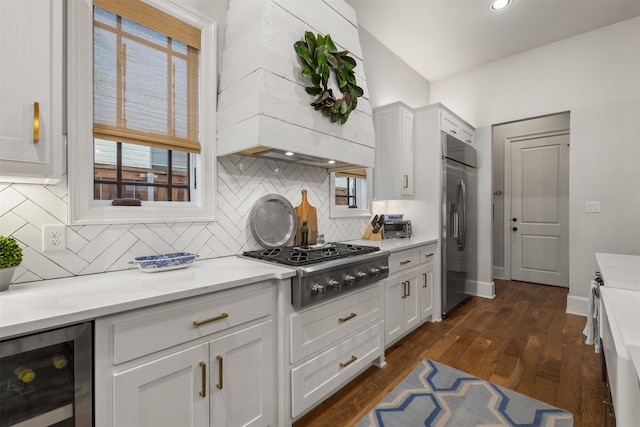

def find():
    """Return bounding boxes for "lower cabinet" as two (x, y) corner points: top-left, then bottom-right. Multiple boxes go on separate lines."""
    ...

(385, 242), (438, 348)
(384, 267), (420, 346)
(95, 283), (276, 427)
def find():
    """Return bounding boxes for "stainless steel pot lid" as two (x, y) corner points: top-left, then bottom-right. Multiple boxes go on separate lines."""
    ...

(249, 194), (297, 248)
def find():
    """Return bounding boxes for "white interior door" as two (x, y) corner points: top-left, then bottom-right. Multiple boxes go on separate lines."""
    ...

(509, 132), (569, 287)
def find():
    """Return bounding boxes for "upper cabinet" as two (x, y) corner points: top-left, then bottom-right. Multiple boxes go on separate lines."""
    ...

(373, 102), (414, 200)
(0, 0), (65, 184)
(440, 109), (474, 144)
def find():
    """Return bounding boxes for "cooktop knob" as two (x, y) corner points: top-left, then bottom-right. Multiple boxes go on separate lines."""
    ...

(327, 279), (340, 290)
(356, 271), (368, 281)
(380, 265), (389, 273)
(311, 284), (324, 295)
(343, 275), (355, 286)
(369, 267), (380, 277)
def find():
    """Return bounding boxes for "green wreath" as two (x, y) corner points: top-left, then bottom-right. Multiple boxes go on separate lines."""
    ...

(294, 32), (363, 125)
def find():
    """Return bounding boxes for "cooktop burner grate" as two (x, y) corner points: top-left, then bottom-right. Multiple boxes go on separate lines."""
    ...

(243, 243), (380, 267)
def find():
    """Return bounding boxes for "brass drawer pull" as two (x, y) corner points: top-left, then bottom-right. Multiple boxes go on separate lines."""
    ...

(449, 129), (457, 135)
(216, 355), (223, 389)
(33, 102), (40, 142)
(424, 252), (434, 258)
(193, 312), (229, 327)
(423, 273), (428, 288)
(400, 260), (412, 265)
(199, 361), (206, 397)
(339, 355), (357, 368)
(404, 175), (409, 189)
(339, 312), (357, 323)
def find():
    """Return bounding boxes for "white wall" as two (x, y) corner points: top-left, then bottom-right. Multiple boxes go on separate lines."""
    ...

(429, 16), (640, 314)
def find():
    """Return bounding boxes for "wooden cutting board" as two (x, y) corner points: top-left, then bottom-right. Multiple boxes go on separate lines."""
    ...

(295, 189), (318, 245)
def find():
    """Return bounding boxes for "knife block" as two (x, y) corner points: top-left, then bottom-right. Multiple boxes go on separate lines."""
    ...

(363, 224), (382, 241)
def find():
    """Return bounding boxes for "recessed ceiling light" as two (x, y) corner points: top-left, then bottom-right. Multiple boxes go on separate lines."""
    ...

(490, 0), (511, 11)
(284, 151), (294, 156)
(328, 160), (336, 164)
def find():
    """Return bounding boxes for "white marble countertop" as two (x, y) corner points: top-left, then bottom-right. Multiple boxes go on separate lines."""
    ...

(0, 256), (296, 340)
(0, 237), (438, 340)
(595, 252), (640, 290)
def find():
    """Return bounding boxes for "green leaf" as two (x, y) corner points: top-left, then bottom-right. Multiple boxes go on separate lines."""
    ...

(321, 64), (330, 83)
(350, 85), (364, 97)
(334, 50), (349, 57)
(342, 56), (356, 69)
(317, 33), (325, 47)
(304, 31), (316, 52)
(347, 71), (356, 85)
(325, 35), (337, 53)
(316, 49), (327, 66)
(310, 73), (321, 86)
(305, 86), (322, 96)
(321, 106), (333, 116)
(330, 112), (340, 123)
(326, 53), (339, 68)
(301, 66), (313, 78)
(340, 113), (349, 124)
(339, 100), (348, 115)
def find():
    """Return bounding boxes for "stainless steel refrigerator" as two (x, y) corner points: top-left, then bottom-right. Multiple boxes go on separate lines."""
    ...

(441, 132), (477, 316)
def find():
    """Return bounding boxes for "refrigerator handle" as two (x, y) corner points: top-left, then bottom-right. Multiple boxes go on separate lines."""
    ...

(457, 179), (467, 251)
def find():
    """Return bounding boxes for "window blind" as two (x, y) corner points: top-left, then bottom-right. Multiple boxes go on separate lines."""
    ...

(93, 0), (201, 154)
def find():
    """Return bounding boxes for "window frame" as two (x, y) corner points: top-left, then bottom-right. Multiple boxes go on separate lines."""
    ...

(67, 0), (217, 225)
(329, 169), (373, 218)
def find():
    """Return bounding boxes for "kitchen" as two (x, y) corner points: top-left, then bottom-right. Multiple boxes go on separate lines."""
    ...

(1, 0), (640, 426)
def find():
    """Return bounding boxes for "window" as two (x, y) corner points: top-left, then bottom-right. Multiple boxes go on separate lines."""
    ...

(67, 0), (216, 224)
(330, 169), (372, 218)
(93, 2), (199, 203)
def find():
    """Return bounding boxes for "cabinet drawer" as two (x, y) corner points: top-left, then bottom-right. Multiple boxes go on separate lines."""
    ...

(291, 321), (383, 418)
(112, 286), (273, 364)
(389, 248), (420, 274)
(420, 243), (437, 264)
(290, 285), (383, 364)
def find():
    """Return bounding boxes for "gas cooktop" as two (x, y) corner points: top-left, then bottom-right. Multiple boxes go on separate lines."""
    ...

(242, 242), (380, 267)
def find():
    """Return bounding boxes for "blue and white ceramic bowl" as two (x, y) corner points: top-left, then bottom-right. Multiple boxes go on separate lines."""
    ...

(129, 252), (199, 272)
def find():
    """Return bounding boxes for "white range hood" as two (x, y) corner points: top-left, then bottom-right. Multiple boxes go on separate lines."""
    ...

(216, 0), (375, 170)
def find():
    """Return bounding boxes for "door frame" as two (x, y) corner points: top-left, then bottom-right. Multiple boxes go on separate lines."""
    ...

(503, 129), (569, 282)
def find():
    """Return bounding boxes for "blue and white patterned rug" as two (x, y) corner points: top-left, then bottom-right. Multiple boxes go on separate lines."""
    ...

(355, 359), (573, 427)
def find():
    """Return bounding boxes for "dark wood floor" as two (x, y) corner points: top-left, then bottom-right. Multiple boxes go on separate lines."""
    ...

(293, 279), (603, 427)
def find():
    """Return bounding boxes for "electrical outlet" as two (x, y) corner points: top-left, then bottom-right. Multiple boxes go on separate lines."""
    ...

(585, 201), (601, 213)
(42, 224), (66, 252)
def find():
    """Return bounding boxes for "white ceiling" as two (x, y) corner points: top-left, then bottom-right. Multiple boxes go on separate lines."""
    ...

(346, 0), (640, 81)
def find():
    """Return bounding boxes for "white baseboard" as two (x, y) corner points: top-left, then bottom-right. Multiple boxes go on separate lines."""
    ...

(465, 280), (496, 299)
(566, 294), (588, 317)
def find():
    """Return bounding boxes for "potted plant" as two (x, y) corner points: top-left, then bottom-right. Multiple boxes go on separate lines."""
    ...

(0, 235), (23, 291)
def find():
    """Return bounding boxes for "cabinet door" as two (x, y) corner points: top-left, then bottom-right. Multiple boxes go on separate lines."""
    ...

(209, 320), (274, 427)
(403, 270), (421, 331)
(113, 344), (209, 427)
(400, 107), (414, 196)
(384, 275), (405, 346)
(420, 263), (434, 321)
(0, 0), (64, 183)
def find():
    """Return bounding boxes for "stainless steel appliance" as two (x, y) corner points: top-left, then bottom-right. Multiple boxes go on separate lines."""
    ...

(441, 132), (477, 315)
(243, 243), (390, 307)
(382, 219), (412, 239)
(0, 322), (92, 427)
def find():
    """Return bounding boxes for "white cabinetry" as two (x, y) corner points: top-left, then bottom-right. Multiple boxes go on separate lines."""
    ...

(0, 0), (64, 184)
(95, 283), (275, 427)
(288, 284), (385, 420)
(373, 102), (414, 200)
(384, 242), (439, 347)
(440, 109), (474, 144)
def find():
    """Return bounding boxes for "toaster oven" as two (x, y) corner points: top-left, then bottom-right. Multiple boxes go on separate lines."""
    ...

(382, 219), (412, 239)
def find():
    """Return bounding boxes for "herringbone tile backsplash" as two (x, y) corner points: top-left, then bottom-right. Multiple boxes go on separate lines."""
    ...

(0, 155), (369, 284)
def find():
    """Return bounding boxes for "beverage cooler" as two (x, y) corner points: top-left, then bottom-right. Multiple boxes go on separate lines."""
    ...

(0, 322), (92, 427)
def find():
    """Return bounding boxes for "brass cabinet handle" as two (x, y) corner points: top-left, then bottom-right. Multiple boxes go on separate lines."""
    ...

(33, 102), (40, 143)
(406, 280), (411, 297)
(466, 140), (472, 144)
(400, 260), (412, 265)
(199, 361), (206, 397)
(216, 355), (223, 389)
(424, 253), (434, 258)
(423, 273), (428, 288)
(339, 355), (357, 368)
(401, 281), (406, 298)
(193, 312), (229, 327)
(339, 312), (357, 323)
(449, 129), (457, 135)
(404, 175), (409, 189)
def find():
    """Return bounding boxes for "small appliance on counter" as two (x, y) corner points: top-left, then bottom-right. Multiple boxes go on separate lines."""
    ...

(382, 217), (412, 239)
